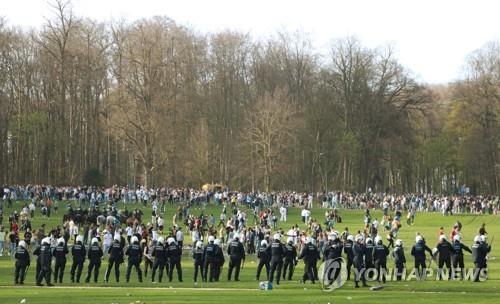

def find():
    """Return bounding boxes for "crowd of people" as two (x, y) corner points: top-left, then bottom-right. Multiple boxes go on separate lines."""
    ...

(0, 184), (496, 288)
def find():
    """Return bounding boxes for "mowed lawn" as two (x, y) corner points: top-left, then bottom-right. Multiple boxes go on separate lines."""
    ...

(0, 200), (499, 303)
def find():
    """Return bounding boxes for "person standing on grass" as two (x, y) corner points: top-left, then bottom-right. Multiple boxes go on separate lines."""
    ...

(269, 233), (285, 285)
(166, 237), (182, 282)
(14, 240), (30, 285)
(125, 236), (143, 283)
(70, 235), (86, 283)
(192, 241), (204, 283)
(52, 237), (68, 284)
(299, 237), (319, 284)
(85, 238), (103, 283)
(227, 234), (245, 281)
(105, 235), (123, 283)
(36, 237), (53, 286)
(151, 237), (166, 283)
(282, 237), (297, 281)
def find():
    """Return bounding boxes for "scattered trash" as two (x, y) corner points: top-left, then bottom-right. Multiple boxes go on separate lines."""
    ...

(20, 299), (26, 304)
(346, 296), (352, 300)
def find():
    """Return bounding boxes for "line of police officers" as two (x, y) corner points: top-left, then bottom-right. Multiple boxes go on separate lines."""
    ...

(13, 229), (491, 286)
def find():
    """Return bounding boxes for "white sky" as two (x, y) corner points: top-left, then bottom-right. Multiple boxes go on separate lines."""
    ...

(2, 0), (500, 84)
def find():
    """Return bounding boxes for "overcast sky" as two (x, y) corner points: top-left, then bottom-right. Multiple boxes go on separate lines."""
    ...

(2, 0), (500, 84)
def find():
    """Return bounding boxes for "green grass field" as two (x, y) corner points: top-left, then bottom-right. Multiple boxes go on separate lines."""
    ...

(0, 201), (499, 303)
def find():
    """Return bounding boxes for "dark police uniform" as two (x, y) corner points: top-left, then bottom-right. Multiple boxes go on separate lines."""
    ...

(85, 243), (103, 283)
(343, 240), (354, 280)
(151, 243), (167, 283)
(192, 245), (204, 282)
(256, 244), (271, 281)
(269, 240), (285, 284)
(227, 240), (245, 281)
(125, 242), (143, 282)
(299, 242), (320, 283)
(37, 243), (53, 286)
(105, 240), (124, 282)
(452, 240), (471, 280)
(53, 242), (69, 283)
(353, 242), (367, 287)
(15, 245), (30, 284)
(436, 240), (453, 280)
(392, 245), (406, 281)
(166, 242), (182, 282)
(373, 243), (389, 283)
(410, 240), (432, 280)
(70, 241), (86, 283)
(203, 242), (216, 282)
(471, 241), (491, 282)
(282, 242), (297, 280)
(213, 243), (224, 281)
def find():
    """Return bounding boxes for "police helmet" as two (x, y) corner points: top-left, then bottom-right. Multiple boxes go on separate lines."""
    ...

(439, 234), (447, 241)
(347, 235), (354, 242)
(76, 235), (84, 243)
(260, 240), (268, 247)
(415, 235), (423, 243)
(365, 237), (373, 244)
(91, 238), (99, 244)
(208, 235), (215, 243)
(374, 236), (382, 244)
(273, 233), (281, 241)
(131, 236), (139, 244)
(196, 241), (203, 248)
(167, 237), (175, 245)
(214, 239), (221, 246)
(287, 237), (293, 244)
(19, 240), (27, 248)
(395, 239), (403, 247)
(158, 237), (165, 244)
(58, 237), (65, 245)
(114, 234), (121, 242)
(453, 234), (461, 242)
(41, 237), (50, 245)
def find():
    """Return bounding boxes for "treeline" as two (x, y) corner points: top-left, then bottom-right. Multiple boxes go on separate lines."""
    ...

(0, 1), (498, 194)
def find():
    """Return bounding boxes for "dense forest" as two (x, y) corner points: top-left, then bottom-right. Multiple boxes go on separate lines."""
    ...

(0, 1), (498, 194)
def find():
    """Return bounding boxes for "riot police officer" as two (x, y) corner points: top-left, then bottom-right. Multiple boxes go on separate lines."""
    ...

(192, 241), (204, 283)
(299, 237), (320, 284)
(256, 239), (271, 281)
(269, 233), (285, 285)
(53, 237), (69, 283)
(85, 237), (103, 283)
(353, 234), (368, 288)
(451, 234), (471, 280)
(344, 235), (354, 280)
(105, 235), (124, 282)
(166, 237), (182, 282)
(14, 240), (30, 285)
(411, 235), (432, 280)
(364, 237), (375, 280)
(125, 236), (143, 283)
(70, 235), (86, 283)
(436, 234), (453, 280)
(373, 236), (389, 283)
(213, 238), (224, 281)
(227, 234), (245, 281)
(472, 235), (491, 282)
(203, 235), (216, 282)
(151, 236), (167, 283)
(282, 237), (297, 281)
(392, 239), (406, 281)
(36, 237), (53, 286)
